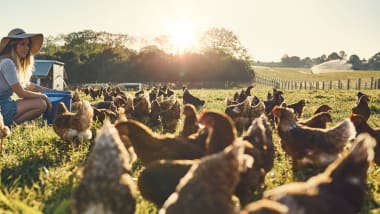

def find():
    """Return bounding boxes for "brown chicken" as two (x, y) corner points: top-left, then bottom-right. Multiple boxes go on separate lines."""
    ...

(286, 99), (306, 119)
(352, 93), (370, 121)
(132, 93), (151, 123)
(0, 112), (11, 152)
(72, 88), (80, 103)
(149, 99), (162, 127)
(115, 119), (205, 166)
(138, 159), (195, 207)
(159, 95), (181, 133)
(72, 122), (136, 214)
(225, 98), (252, 135)
(350, 114), (380, 164)
(273, 106), (356, 170)
(182, 86), (205, 108)
(93, 107), (118, 124)
(314, 104), (332, 115)
(92, 101), (117, 112)
(180, 104), (199, 137)
(242, 133), (376, 214)
(53, 100), (94, 142)
(299, 112), (333, 129)
(138, 111), (273, 207)
(159, 143), (253, 214)
(199, 110), (237, 154)
(237, 114), (275, 205)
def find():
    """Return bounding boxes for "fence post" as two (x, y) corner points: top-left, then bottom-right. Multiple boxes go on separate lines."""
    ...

(371, 77), (374, 89)
(338, 80), (341, 89)
(358, 78), (362, 90)
(322, 81), (325, 90)
(347, 79), (350, 90)
(329, 80), (332, 90)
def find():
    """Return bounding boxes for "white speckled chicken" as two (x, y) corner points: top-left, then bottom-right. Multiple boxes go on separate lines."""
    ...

(72, 122), (137, 214)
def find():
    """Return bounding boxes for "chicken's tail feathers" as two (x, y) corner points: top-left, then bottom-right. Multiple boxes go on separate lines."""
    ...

(327, 118), (357, 146)
(57, 102), (69, 115)
(328, 133), (375, 183)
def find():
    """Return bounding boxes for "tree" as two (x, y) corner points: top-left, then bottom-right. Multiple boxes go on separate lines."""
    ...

(327, 52), (341, 61)
(368, 52), (380, 70)
(339, 50), (347, 60)
(198, 27), (251, 63)
(347, 54), (362, 70)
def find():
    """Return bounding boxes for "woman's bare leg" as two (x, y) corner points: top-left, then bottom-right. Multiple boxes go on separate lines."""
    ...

(14, 98), (47, 124)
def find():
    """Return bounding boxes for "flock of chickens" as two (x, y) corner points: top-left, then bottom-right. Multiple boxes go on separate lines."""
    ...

(0, 84), (379, 214)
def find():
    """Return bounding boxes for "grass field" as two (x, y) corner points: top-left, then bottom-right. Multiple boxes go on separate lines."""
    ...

(253, 66), (380, 81)
(1, 75), (380, 213)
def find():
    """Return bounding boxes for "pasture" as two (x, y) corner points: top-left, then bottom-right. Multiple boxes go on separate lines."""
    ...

(1, 84), (380, 213)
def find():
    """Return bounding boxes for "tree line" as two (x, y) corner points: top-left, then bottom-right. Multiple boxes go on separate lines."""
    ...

(256, 50), (380, 70)
(36, 28), (254, 85)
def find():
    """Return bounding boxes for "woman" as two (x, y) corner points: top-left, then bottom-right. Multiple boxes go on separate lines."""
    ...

(0, 28), (52, 126)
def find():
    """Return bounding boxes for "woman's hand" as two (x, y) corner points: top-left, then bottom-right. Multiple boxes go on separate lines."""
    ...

(42, 94), (53, 112)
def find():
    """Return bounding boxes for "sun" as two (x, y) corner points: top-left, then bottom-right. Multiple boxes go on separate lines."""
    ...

(168, 20), (195, 54)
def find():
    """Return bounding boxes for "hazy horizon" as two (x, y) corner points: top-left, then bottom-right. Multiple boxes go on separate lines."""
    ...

(1, 0), (379, 61)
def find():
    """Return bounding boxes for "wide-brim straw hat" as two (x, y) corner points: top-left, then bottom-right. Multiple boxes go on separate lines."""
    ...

(0, 28), (43, 55)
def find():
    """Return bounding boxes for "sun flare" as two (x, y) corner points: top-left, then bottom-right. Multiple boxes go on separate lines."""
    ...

(168, 20), (195, 54)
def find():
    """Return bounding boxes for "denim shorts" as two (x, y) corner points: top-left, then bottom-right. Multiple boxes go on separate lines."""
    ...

(0, 97), (17, 126)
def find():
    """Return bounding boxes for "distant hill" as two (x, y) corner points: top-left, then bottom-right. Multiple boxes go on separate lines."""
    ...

(311, 60), (352, 73)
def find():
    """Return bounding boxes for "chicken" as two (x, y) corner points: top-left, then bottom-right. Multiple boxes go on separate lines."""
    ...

(237, 85), (254, 103)
(350, 114), (380, 164)
(132, 93), (151, 123)
(264, 90), (284, 115)
(225, 96), (265, 136)
(138, 159), (195, 207)
(72, 88), (80, 103)
(114, 119), (205, 166)
(0, 112), (11, 152)
(89, 87), (100, 100)
(139, 111), (272, 207)
(242, 133), (376, 214)
(149, 99), (162, 127)
(225, 98), (252, 135)
(273, 106), (356, 170)
(182, 86), (205, 108)
(53, 100), (93, 142)
(93, 107), (118, 124)
(352, 93), (370, 121)
(180, 104), (199, 137)
(92, 101), (117, 112)
(299, 112), (332, 129)
(159, 95), (181, 133)
(159, 143), (253, 214)
(199, 110), (237, 154)
(314, 104), (332, 115)
(72, 122), (136, 214)
(286, 99), (306, 119)
(237, 114), (275, 205)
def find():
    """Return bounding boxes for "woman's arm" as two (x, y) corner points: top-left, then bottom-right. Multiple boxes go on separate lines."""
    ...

(25, 82), (50, 92)
(11, 82), (52, 111)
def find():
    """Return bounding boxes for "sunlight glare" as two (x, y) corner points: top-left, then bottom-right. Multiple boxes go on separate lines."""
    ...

(168, 20), (195, 54)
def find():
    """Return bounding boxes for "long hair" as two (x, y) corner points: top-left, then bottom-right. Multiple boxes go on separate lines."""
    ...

(1, 38), (34, 87)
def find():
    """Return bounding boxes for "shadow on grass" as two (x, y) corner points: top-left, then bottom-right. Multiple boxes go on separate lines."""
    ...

(43, 173), (76, 214)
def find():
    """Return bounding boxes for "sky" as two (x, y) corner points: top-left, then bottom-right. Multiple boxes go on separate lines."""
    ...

(1, 0), (379, 61)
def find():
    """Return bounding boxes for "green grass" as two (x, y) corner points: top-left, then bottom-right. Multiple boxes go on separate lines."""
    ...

(1, 86), (380, 213)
